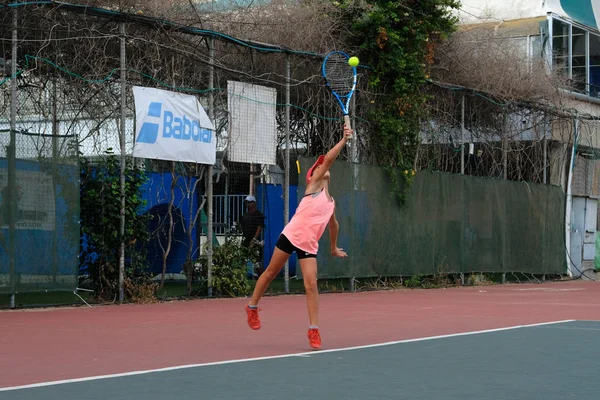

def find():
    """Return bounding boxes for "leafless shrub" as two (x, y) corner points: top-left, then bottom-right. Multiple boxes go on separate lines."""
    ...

(433, 26), (569, 107)
(417, 24), (577, 183)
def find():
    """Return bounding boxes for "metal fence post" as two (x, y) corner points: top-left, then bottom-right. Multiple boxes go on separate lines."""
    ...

(118, 22), (127, 304)
(502, 113), (508, 180)
(461, 94), (465, 175)
(350, 88), (358, 289)
(284, 54), (291, 293)
(207, 36), (215, 297)
(460, 94), (466, 282)
(565, 117), (578, 277)
(543, 114), (548, 184)
(8, 5), (18, 309)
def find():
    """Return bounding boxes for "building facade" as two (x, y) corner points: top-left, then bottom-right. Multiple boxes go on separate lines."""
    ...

(458, 0), (600, 277)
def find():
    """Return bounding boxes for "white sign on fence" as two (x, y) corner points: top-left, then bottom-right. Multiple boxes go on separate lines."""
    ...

(132, 86), (216, 164)
(227, 81), (277, 165)
(0, 169), (55, 231)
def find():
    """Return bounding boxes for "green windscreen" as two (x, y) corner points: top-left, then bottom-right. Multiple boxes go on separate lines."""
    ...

(297, 158), (566, 279)
(0, 131), (80, 294)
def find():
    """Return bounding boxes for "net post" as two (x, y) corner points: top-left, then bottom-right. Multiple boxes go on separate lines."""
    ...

(8, 5), (18, 308)
(502, 273), (506, 284)
(284, 54), (291, 294)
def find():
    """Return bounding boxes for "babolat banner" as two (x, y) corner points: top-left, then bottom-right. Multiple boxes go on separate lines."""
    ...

(132, 86), (216, 164)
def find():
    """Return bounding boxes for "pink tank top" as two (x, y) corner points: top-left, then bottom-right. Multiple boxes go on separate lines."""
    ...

(281, 189), (335, 255)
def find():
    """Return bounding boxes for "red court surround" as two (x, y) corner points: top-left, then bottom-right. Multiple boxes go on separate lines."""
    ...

(2, 281), (599, 388)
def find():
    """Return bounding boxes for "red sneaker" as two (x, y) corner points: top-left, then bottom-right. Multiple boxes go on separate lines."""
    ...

(245, 304), (261, 330)
(307, 328), (321, 349)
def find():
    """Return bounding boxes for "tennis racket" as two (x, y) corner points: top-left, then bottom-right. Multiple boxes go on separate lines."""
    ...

(322, 51), (357, 135)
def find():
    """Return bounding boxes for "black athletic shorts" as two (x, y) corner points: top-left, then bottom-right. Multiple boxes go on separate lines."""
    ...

(276, 234), (317, 259)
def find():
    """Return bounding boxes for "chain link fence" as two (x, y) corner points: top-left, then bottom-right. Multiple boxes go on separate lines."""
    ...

(0, 129), (79, 295)
(0, 2), (356, 303)
(1, 2), (587, 305)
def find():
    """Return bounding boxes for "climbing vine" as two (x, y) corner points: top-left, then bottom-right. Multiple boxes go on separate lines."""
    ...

(340, 0), (460, 202)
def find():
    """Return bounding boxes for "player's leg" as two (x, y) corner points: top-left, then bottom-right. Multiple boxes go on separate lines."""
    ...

(248, 246), (290, 306)
(298, 255), (321, 349)
(245, 235), (292, 330)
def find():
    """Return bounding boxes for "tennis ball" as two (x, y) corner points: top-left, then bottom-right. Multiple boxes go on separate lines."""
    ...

(348, 56), (359, 67)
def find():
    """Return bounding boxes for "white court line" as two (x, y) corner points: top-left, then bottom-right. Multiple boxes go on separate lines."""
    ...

(512, 288), (584, 292)
(0, 319), (575, 392)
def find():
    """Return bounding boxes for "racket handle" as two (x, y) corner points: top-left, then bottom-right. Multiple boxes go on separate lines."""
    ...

(344, 115), (352, 139)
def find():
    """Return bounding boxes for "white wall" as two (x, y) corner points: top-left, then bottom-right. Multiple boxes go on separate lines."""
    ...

(458, 0), (600, 29)
(457, 0), (545, 23)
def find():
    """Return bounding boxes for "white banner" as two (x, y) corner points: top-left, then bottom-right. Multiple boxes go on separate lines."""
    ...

(132, 86), (216, 164)
(0, 169), (55, 231)
(227, 81), (277, 165)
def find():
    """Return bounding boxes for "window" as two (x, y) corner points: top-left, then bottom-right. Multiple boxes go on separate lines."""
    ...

(552, 19), (570, 76)
(550, 16), (600, 98)
(590, 34), (600, 96)
(572, 26), (587, 93)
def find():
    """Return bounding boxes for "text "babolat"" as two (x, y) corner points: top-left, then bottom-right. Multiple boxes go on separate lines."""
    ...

(137, 102), (212, 144)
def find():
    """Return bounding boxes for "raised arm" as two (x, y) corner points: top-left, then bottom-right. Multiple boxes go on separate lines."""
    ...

(309, 125), (353, 183)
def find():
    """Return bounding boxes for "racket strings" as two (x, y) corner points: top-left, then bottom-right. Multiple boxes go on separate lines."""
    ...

(324, 55), (354, 96)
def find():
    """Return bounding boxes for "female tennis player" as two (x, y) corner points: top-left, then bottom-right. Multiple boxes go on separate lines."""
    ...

(245, 124), (352, 349)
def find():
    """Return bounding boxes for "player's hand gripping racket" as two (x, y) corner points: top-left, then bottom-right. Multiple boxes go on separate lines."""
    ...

(322, 51), (357, 137)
